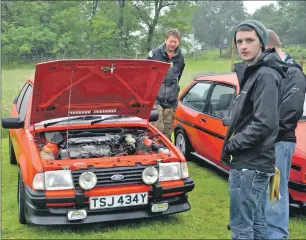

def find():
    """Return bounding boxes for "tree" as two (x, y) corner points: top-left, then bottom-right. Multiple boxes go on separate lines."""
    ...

(131, 0), (178, 52)
(251, 1), (306, 45)
(155, 1), (199, 51)
(192, 1), (246, 56)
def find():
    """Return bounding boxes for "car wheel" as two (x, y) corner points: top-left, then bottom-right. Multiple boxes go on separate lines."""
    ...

(9, 136), (17, 165)
(18, 172), (27, 224)
(175, 129), (192, 160)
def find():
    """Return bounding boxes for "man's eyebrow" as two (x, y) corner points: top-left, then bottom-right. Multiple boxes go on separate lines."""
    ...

(237, 37), (255, 41)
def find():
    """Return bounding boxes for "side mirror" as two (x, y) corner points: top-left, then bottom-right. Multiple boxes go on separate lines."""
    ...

(149, 110), (159, 122)
(222, 117), (231, 127)
(2, 117), (24, 129)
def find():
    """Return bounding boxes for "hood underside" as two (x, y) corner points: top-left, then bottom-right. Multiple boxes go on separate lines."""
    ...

(30, 59), (170, 125)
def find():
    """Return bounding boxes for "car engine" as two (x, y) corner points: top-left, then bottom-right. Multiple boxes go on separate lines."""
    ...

(35, 127), (170, 160)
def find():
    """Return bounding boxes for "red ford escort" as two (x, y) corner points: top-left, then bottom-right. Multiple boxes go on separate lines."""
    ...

(173, 73), (306, 208)
(2, 59), (194, 225)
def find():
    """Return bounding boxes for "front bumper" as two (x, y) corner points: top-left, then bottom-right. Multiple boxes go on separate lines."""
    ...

(24, 178), (195, 225)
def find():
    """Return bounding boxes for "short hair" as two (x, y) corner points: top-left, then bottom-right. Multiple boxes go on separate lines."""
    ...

(166, 29), (181, 41)
(267, 30), (281, 48)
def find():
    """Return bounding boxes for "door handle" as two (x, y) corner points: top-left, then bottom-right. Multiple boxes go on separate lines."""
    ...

(200, 118), (206, 123)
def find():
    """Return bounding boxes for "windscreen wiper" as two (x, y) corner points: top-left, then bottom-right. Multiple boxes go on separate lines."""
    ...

(44, 115), (102, 128)
(90, 115), (128, 125)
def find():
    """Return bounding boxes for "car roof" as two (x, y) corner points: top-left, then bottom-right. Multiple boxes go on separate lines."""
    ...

(194, 73), (239, 88)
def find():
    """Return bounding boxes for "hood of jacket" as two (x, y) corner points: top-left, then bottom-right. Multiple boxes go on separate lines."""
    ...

(234, 49), (288, 87)
(285, 53), (304, 72)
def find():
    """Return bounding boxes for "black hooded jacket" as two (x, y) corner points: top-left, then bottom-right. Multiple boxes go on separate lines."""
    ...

(233, 54), (306, 143)
(221, 50), (287, 173)
(277, 55), (306, 142)
(147, 44), (185, 108)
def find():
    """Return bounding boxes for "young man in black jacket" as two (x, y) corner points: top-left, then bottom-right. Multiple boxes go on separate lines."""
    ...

(147, 29), (185, 140)
(264, 29), (306, 239)
(221, 20), (287, 239)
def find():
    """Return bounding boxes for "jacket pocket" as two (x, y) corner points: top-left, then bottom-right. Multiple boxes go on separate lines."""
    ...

(157, 82), (166, 103)
(167, 83), (179, 104)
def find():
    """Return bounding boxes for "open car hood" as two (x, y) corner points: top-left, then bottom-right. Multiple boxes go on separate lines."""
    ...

(30, 59), (170, 125)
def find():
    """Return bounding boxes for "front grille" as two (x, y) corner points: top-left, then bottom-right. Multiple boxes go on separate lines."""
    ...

(72, 164), (158, 188)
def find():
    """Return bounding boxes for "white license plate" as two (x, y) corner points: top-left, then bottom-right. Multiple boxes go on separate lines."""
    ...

(89, 192), (148, 210)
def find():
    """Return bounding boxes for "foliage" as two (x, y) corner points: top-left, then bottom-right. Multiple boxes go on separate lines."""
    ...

(252, 1), (306, 45)
(191, 1), (246, 53)
(1, 1), (306, 64)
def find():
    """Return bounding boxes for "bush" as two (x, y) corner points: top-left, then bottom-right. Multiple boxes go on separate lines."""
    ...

(283, 46), (306, 62)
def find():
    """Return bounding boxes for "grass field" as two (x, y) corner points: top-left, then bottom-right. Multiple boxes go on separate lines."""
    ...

(1, 59), (306, 239)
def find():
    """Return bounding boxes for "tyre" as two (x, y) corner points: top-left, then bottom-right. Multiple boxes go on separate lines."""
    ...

(174, 129), (193, 160)
(9, 136), (17, 165)
(18, 172), (27, 224)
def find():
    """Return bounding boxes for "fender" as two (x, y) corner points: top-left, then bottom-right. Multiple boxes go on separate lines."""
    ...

(174, 123), (185, 132)
(18, 154), (30, 185)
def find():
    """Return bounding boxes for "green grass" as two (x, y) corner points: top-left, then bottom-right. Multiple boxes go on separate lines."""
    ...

(1, 67), (35, 138)
(179, 58), (233, 91)
(1, 59), (306, 238)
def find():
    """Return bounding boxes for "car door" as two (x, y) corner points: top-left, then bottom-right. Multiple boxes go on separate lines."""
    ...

(11, 84), (33, 158)
(196, 83), (236, 165)
(176, 81), (214, 159)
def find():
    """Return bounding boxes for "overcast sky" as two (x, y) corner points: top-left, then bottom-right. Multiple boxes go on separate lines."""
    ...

(243, 1), (277, 14)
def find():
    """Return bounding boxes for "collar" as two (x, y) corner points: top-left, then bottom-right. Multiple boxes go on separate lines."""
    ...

(282, 53), (290, 63)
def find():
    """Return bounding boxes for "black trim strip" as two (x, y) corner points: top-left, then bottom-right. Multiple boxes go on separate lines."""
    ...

(25, 185), (46, 208)
(25, 185), (88, 207)
(291, 164), (302, 171)
(162, 178), (195, 194)
(149, 178), (195, 195)
(288, 181), (306, 193)
(175, 117), (224, 140)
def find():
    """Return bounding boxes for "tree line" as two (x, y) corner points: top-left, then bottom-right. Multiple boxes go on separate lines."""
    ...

(1, 1), (306, 64)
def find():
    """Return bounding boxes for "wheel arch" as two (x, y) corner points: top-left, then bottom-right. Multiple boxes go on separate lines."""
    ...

(174, 124), (194, 152)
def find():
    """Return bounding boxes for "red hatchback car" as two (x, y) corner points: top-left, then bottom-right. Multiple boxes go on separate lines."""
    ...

(2, 59), (194, 225)
(173, 73), (306, 208)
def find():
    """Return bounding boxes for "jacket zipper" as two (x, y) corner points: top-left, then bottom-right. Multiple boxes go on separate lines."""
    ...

(164, 58), (172, 106)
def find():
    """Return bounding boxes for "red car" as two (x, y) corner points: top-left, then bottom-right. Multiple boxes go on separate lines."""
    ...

(2, 59), (194, 225)
(173, 73), (306, 208)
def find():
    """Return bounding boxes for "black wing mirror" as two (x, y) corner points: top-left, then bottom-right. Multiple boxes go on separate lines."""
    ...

(149, 110), (159, 122)
(222, 117), (231, 127)
(2, 117), (24, 129)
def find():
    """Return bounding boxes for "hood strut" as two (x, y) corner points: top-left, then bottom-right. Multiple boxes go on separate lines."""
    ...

(66, 66), (75, 157)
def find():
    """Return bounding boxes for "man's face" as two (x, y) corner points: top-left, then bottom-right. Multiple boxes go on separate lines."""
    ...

(236, 30), (262, 62)
(165, 35), (179, 53)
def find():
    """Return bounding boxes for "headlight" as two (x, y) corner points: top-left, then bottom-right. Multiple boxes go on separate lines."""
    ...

(45, 170), (74, 190)
(181, 162), (189, 179)
(159, 162), (181, 181)
(33, 173), (45, 190)
(142, 167), (158, 185)
(79, 172), (97, 190)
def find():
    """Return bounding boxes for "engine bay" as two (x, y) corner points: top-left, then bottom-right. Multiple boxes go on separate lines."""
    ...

(34, 127), (170, 160)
